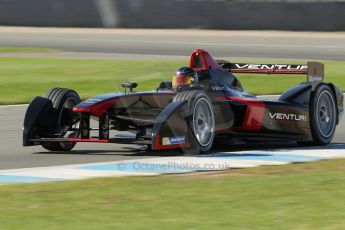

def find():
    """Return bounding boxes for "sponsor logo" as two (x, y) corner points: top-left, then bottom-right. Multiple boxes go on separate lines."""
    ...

(83, 99), (102, 104)
(211, 85), (226, 91)
(162, 136), (185, 145)
(269, 112), (307, 121)
(113, 134), (136, 139)
(235, 64), (307, 70)
(309, 75), (323, 82)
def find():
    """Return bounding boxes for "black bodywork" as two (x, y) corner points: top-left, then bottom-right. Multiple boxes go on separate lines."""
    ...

(23, 49), (344, 152)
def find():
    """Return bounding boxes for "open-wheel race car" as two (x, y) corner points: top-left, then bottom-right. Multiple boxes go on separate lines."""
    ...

(23, 49), (343, 154)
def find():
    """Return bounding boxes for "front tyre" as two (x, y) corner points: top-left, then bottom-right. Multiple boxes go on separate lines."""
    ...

(309, 84), (337, 145)
(174, 90), (215, 154)
(41, 88), (81, 151)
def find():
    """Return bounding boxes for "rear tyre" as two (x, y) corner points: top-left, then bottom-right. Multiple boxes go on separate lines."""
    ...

(301, 84), (337, 146)
(173, 90), (215, 155)
(41, 88), (81, 151)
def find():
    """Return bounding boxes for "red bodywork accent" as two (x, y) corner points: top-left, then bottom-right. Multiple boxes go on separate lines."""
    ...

(68, 138), (109, 143)
(189, 49), (223, 71)
(153, 134), (188, 150)
(73, 92), (176, 116)
(231, 97), (266, 131)
(212, 95), (266, 132)
(73, 99), (117, 116)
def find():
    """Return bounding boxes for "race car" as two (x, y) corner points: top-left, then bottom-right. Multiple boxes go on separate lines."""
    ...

(23, 49), (344, 154)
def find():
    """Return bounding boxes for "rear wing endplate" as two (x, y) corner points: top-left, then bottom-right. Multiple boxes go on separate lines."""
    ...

(217, 61), (324, 82)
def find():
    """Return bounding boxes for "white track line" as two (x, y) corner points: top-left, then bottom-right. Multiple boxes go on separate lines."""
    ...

(1, 148), (345, 184)
(0, 104), (28, 108)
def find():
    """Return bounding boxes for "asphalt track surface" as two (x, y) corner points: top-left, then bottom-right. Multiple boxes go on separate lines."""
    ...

(0, 100), (344, 170)
(0, 27), (345, 60)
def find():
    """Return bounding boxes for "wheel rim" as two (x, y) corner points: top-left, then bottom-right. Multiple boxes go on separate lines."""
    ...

(59, 96), (80, 148)
(59, 96), (79, 130)
(316, 90), (336, 138)
(192, 97), (214, 147)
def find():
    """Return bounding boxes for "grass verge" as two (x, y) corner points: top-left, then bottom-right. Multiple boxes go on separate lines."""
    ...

(0, 57), (344, 104)
(1, 159), (345, 229)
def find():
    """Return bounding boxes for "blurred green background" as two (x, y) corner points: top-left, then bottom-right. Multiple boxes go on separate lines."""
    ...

(0, 51), (344, 104)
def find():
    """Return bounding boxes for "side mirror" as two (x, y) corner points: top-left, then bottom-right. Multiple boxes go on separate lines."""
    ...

(121, 82), (138, 93)
(157, 81), (172, 91)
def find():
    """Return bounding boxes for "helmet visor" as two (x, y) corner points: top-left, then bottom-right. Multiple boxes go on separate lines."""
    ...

(172, 75), (193, 88)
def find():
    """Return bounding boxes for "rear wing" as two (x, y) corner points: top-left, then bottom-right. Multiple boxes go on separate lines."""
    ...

(217, 60), (324, 82)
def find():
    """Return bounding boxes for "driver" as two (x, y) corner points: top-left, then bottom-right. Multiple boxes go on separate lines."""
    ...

(172, 67), (197, 89)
